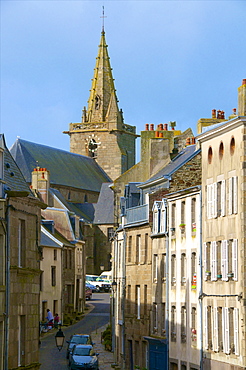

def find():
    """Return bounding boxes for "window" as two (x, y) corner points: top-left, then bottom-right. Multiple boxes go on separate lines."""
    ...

(181, 253), (186, 285)
(54, 249), (57, 261)
(171, 306), (176, 341)
(204, 306), (212, 350)
(51, 266), (56, 286)
(153, 207), (159, 234)
(217, 180), (226, 217)
(161, 253), (166, 281)
(228, 176), (238, 215)
(127, 285), (131, 314)
(136, 235), (141, 264)
(230, 137), (235, 155)
(207, 181), (225, 219)
(18, 219), (26, 267)
(144, 233), (148, 263)
(144, 285), (147, 316)
(219, 141), (224, 160)
(107, 227), (114, 240)
(161, 303), (166, 335)
(171, 203), (176, 229)
(191, 307), (197, 346)
(136, 285), (141, 319)
(204, 242), (211, 280)
(160, 200), (167, 233)
(40, 271), (43, 291)
(153, 303), (158, 332)
(181, 306), (186, 342)
(171, 254), (176, 286)
(191, 198), (196, 231)
(232, 239), (238, 281)
(18, 315), (25, 366)
(153, 254), (158, 282)
(128, 235), (132, 263)
(191, 252), (196, 288)
(213, 307), (219, 351)
(208, 146), (213, 164)
(181, 201), (185, 226)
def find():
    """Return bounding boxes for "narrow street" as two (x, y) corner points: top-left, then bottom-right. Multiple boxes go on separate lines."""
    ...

(39, 293), (110, 369)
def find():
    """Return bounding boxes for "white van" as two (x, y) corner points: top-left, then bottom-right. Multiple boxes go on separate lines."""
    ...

(99, 270), (112, 281)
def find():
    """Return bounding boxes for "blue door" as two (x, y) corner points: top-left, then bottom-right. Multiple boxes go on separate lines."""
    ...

(148, 340), (168, 370)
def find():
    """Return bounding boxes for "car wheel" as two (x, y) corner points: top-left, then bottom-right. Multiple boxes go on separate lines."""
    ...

(96, 285), (100, 292)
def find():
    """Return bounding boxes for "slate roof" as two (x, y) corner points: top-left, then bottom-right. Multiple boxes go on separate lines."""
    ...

(0, 135), (34, 196)
(93, 183), (114, 224)
(142, 144), (200, 186)
(41, 224), (75, 248)
(10, 138), (111, 193)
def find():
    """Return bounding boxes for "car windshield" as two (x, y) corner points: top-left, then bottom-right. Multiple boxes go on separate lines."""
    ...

(71, 337), (88, 344)
(86, 276), (98, 282)
(74, 348), (94, 356)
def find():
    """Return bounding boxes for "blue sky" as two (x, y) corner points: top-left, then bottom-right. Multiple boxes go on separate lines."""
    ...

(1, 0), (246, 162)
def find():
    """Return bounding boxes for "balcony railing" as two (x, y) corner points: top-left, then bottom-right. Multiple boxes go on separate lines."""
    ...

(125, 204), (149, 225)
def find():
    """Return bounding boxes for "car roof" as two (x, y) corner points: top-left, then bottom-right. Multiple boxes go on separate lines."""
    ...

(73, 344), (93, 349)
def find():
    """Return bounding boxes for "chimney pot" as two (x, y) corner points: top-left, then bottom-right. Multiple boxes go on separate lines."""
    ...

(217, 110), (221, 119)
(186, 137), (191, 146)
(242, 79), (246, 85)
(150, 124), (154, 131)
(159, 132), (163, 138)
(191, 137), (196, 144)
(233, 108), (237, 114)
(145, 124), (149, 131)
(159, 124), (163, 130)
(155, 131), (159, 138)
(212, 109), (216, 118)
(164, 124), (168, 131)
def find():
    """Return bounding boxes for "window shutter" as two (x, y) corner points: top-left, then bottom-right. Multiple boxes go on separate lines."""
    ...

(213, 182), (217, 218)
(211, 241), (217, 281)
(204, 242), (207, 281)
(233, 176), (238, 214)
(221, 240), (228, 281)
(204, 306), (208, 350)
(222, 307), (230, 354)
(207, 184), (212, 219)
(233, 308), (239, 355)
(221, 180), (226, 216)
(228, 177), (233, 215)
(232, 239), (238, 281)
(213, 307), (219, 352)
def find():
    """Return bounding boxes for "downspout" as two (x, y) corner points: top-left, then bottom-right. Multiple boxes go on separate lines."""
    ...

(4, 202), (11, 370)
(165, 198), (169, 369)
(122, 227), (126, 370)
(199, 189), (203, 370)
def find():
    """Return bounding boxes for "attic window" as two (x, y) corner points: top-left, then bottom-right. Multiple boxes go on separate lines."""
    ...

(208, 146), (213, 164)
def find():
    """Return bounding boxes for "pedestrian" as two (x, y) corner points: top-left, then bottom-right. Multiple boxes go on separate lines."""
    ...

(46, 309), (54, 329)
(54, 313), (60, 328)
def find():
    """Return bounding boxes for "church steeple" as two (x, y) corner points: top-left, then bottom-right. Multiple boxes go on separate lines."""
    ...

(83, 31), (122, 129)
(65, 28), (137, 181)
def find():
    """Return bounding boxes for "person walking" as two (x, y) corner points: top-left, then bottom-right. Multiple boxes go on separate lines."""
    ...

(46, 309), (54, 329)
(54, 313), (60, 328)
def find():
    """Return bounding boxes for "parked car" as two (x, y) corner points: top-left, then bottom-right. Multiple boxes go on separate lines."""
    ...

(68, 344), (99, 370)
(86, 274), (111, 292)
(66, 334), (93, 359)
(85, 286), (92, 300)
(86, 282), (97, 292)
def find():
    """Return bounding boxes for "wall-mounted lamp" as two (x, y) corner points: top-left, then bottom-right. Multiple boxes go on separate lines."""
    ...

(55, 328), (65, 351)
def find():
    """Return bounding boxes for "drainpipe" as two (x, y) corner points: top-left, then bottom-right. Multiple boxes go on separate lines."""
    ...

(165, 198), (169, 369)
(121, 228), (126, 370)
(199, 189), (203, 370)
(4, 202), (11, 370)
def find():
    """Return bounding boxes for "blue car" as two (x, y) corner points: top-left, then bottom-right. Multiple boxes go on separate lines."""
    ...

(66, 334), (93, 359)
(69, 344), (99, 370)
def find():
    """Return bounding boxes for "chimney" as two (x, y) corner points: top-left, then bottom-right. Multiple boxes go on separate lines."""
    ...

(217, 110), (221, 119)
(186, 137), (191, 146)
(155, 131), (159, 138)
(150, 124), (154, 131)
(159, 124), (163, 131)
(145, 124), (149, 131)
(191, 137), (196, 144)
(238, 79), (246, 116)
(212, 109), (216, 118)
(31, 166), (50, 204)
(159, 132), (163, 138)
(164, 124), (168, 131)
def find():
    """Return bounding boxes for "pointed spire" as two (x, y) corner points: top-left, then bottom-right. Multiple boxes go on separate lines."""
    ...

(86, 31), (121, 126)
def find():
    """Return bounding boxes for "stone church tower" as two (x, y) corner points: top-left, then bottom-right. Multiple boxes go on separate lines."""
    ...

(64, 30), (138, 180)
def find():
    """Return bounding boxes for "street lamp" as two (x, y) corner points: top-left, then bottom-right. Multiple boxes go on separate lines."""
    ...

(55, 328), (65, 351)
(100, 263), (104, 271)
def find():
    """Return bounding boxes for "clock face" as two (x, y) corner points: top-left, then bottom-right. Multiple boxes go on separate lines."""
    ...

(88, 139), (97, 152)
(86, 135), (101, 158)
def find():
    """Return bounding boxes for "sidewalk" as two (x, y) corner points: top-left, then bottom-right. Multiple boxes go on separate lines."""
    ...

(90, 323), (115, 370)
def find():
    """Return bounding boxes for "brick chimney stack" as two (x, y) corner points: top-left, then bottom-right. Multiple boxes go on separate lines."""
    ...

(31, 167), (50, 204)
(238, 78), (246, 117)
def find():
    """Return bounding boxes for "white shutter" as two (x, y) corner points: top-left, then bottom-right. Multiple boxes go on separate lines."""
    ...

(233, 176), (238, 214)
(232, 239), (238, 281)
(204, 242), (208, 281)
(228, 177), (233, 215)
(233, 308), (239, 355)
(221, 180), (226, 216)
(204, 306), (208, 350)
(211, 241), (217, 281)
(213, 182), (217, 218)
(207, 185), (212, 219)
(213, 307), (219, 352)
(221, 240), (228, 281)
(222, 307), (230, 354)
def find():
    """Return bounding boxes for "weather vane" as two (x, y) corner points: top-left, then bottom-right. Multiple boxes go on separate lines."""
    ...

(101, 6), (107, 32)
